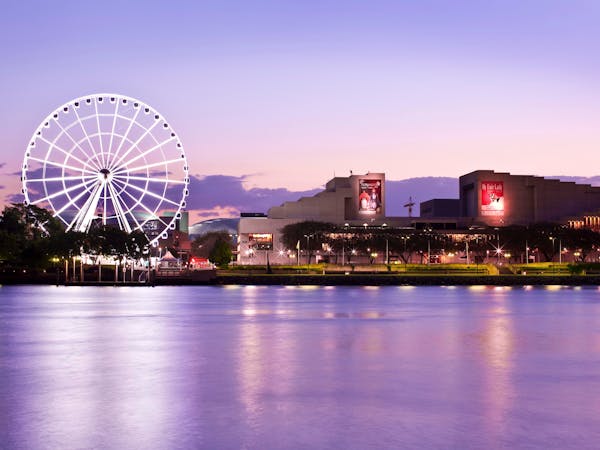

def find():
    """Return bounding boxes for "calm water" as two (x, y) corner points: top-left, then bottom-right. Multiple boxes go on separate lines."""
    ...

(1, 285), (600, 449)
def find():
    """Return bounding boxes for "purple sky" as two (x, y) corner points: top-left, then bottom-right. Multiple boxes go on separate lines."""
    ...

(2, 1), (600, 221)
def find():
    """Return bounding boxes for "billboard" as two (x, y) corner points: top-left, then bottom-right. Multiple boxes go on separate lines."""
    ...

(248, 233), (273, 250)
(358, 179), (382, 214)
(481, 181), (504, 216)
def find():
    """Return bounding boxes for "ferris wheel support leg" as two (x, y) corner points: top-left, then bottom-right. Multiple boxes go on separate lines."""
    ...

(74, 182), (103, 232)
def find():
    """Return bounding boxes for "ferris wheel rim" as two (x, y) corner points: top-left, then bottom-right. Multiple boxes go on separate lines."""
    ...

(21, 93), (190, 245)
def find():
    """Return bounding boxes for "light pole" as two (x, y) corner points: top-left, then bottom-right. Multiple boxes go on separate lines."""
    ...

(304, 234), (313, 265)
(496, 230), (500, 264)
(382, 223), (388, 265)
(559, 239), (562, 264)
(427, 237), (431, 265)
(549, 236), (556, 262)
(400, 235), (409, 264)
(342, 223), (349, 266)
(425, 227), (432, 266)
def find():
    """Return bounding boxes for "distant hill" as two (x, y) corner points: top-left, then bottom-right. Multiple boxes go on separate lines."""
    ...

(546, 175), (600, 186)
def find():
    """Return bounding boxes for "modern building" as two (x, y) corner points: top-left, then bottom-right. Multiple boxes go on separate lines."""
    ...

(237, 170), (600, 264)
(457, 170), (600, 227)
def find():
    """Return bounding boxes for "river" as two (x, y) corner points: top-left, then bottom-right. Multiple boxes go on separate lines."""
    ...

(1, 285), (600, 449)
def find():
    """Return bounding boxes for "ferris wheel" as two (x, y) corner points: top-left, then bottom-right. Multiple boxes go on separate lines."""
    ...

(21, 93), (189, 245)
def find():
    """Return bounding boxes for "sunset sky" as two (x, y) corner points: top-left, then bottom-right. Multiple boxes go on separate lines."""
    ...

(2, 0), (599, 220)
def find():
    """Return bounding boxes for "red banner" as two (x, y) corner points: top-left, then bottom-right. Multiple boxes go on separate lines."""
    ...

(481, 181), (504, 216)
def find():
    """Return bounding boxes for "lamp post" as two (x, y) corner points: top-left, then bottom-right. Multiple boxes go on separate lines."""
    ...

(427, 238), (431, 265)
(400, 235), (409, 264)
(304, 234), (313, 265)
(425, 227), (433, 266)
(559, 239), (562, 264)
(382, 223), (389, 265)
(496, 230), (500, 264)
(342, 223), (349, 266)
(549, 236), (556, 262)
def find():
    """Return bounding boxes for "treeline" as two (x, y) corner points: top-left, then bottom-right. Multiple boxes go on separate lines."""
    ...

(0, 204), (149, 271)
(280, 221), (600, 264)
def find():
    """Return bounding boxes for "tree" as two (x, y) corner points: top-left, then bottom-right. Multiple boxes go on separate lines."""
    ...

(209, 238), (233, 268)
(280, 221), (336, 264)
(192, 231), (234, 258)
(0, 203), (66, 269)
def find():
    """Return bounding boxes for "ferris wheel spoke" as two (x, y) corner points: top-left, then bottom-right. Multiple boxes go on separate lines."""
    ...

(30, 177), (97, 205)
(28, 156), (97, 175)
(93, 99), (106, 167)
(112, 174), (186, 184)
(109, 119), (162, 171)
(26, 174), (96, 183)
(106, 106), (142, 170)
(53, 120), (101, 170)
(113, 157), (185, 177)
(54, 178), (99, 223)
(102, 182), (108, 225)
(114, 179), (181, 207)
(106, 100), (120, 170)
(36, 136), (98, 173)
(111, 137), (178, 173)
(112, 181), (171, 228)
(111, 184), (144, 231)
(73, 106), (99, 160)
(107, 183), (133, 233)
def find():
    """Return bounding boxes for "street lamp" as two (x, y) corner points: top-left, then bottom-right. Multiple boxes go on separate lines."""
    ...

(342, 223), (349, 266)
(382, 223), (389, 265)
(400, 235), (409, 264)
(496, 229), (500, 264)
(559, 239), (563, 264)
(424, 227), (433, 266)
(549, 236), (556, 262)
(304, 234), (313, 265)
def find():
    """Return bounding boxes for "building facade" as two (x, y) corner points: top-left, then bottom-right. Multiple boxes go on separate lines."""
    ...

(237, 170), (600, 265)
(458, 170), (600, 227)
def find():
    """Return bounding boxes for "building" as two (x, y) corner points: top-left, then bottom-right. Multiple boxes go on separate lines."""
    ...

(458, 170), (600, 227)
(237, 170), (600, 265)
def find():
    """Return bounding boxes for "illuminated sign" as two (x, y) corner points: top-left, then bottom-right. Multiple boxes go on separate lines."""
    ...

(358, 179), (382, 214)
(248, 233), (273, 250)
(481, 181), (504, 216)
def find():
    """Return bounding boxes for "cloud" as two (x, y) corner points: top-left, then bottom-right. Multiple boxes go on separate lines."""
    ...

(185, 174), (321, 216)
(184, 175), (461, 220)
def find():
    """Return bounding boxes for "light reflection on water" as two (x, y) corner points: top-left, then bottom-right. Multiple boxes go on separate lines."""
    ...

(2, 285), (600, 449)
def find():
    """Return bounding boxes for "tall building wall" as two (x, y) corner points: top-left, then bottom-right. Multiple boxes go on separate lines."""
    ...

(267, 172), (385, 222)
(459, 170), (600, 226)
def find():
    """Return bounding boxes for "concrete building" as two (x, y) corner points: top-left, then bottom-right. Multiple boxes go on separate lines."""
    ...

(268, 173), (386, 222)
(458, 170), (600, 226)
(420, 199), (460, 218)
(237, 170), (600, 265)
(238, 172), (393, 264)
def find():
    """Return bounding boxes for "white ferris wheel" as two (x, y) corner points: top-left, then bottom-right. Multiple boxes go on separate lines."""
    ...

(21, 93), (189, 245)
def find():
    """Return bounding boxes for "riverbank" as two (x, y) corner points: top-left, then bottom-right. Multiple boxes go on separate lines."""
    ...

(211, 274), (600, 286)
(3, 270), (600, 286)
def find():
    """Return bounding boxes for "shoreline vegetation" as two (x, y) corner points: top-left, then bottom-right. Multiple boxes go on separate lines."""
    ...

(3, 263), (600, 286)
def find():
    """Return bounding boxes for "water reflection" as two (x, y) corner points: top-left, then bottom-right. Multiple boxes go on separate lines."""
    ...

(2, 285), (600, 448)
(481, 302), (514, 443)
